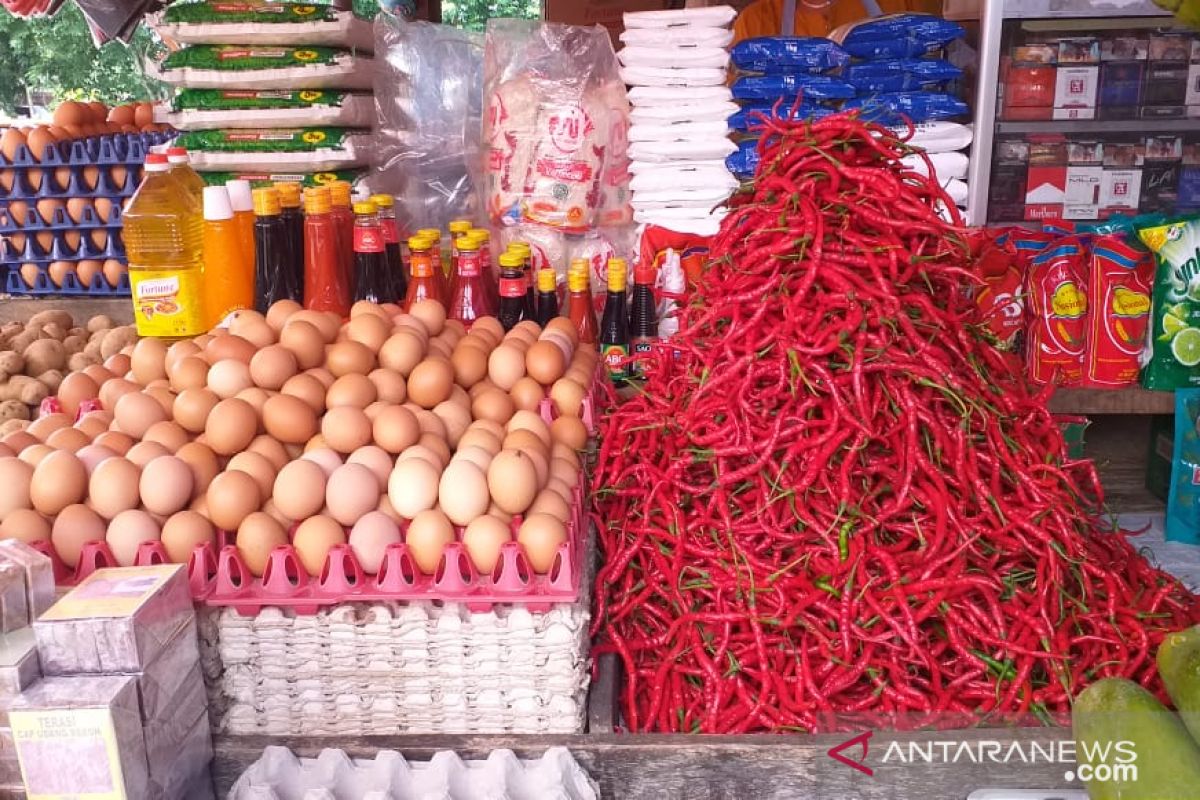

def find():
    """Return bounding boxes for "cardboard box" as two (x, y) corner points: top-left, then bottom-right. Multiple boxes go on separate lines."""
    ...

(1067, 141), (1103, 165)
(1146, 414), (1175, 503)
(1025, 164), (1067, 220)
(1178, 166), (1200, 210)
(1058, 37), (1100, 64)
(1029, 139), (1070, 165)
(34, 565), (192, 677)
(1102, 37), (1149, 61)
(1144, 65), (1188, 106)
(1141, 161), (1181, 211)
(1064, 166), (1102, 218)
(1099, 62), (1144, 108)
(1054, 66), (1098, 109)
(1100, 168), (1142, 212)
(1003, 64), (1056, 109)
(1013, 43), (1057, 63)
(1103, 141), (1144, 167)
(545, 0), (670, 43)
(1149, 32), (1192, 62)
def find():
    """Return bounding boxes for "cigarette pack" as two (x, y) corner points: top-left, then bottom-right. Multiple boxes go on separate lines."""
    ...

(1054, 66), (1098, 109)
(1102, 37), (1149, 61)
(1101, 169), (1142, 212)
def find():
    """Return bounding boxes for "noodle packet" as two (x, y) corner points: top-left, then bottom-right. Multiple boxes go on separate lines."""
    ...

(1137, 215), (1200, 390)
(1084, 235), (1154, 387)
(1026, 238), (1089, 385)
(1167, 388), (1200, 544)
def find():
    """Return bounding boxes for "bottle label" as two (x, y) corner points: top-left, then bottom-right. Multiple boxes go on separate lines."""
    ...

(410, 253), (434, 278)
(354, 225), (385, 254)
(458, 253), (481, 278)
(601, 343), (629, 378)
(500, 277), (526, 298)
(379, 218), (399, 245)
(130, 269), (205, 338)
(633, 340), (653, 356)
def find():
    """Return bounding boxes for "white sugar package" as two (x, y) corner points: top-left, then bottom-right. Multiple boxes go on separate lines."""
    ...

(900, 151), (969, 181)
(628, 138), (737, 163)
(150, 0), (375, 50)
(629, 120), (730, 142)
(630, 186), (733, 210)
(620, 26), (733, 48)
(629, 101), (738, 124)
(630, 163), (738, 192)
(620, 65), (728, 88)
(628, 85), (732, 106)
(623, 6), (737, 29)
(618, 46), (730, 69)
(889, 121), (973, 153)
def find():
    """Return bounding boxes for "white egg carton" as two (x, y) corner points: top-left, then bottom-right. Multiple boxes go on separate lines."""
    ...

(201, 600), (590, 735)
(228, 745), (598, 800)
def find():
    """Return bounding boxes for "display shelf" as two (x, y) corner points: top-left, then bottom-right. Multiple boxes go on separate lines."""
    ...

(995, 118), (1200, 135)
(1049, 386), (1174, 415)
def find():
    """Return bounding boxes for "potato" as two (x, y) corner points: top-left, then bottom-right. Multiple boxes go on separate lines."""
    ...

(68, 352), (100, 372)
(8, 332), (37, 354)
(40, 322), (65, 341)
(23, 339), (65, 375)
(0, 376), (47, 405)
(27, 309), (73, 331)
(0, 322), (21, 338)
(86, 314), (114, 333)
(0, 419), (29, 436)
(100, 326), (137, 359)
(62, 335), (85, 355)
(0, 400), (29, 422)
(36, 370), (62, 393)
(0, 352), (23, 375)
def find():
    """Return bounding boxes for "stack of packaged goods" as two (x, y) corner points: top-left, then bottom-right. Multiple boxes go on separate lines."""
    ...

(149, 0), (375, 189)
(482, 19), (633, 322)
(616, 5), (738, 240)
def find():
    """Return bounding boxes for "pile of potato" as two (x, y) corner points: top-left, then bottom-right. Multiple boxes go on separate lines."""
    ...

(0, 310), (134, 425)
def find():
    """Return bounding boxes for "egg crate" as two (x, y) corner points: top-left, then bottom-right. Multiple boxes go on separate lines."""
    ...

(202, 596), (590, 736)
(4, 261), (131, 297)
(0, 129), (172, 202)
(0, 198), (123, 233)
(0, 161), (142, 201)
(228, 746), (599, 799)
(0, 224), (125, 265)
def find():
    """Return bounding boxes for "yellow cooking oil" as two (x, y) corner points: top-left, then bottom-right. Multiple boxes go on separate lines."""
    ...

(124, 152), (206, 338)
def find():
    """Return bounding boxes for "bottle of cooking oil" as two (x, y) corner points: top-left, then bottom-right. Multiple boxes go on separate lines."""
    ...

(124, 152), (206, 338)
(166, 146), (205, 205)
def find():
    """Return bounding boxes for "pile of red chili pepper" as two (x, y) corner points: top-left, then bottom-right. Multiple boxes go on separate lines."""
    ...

(591, 112), (1200, 733)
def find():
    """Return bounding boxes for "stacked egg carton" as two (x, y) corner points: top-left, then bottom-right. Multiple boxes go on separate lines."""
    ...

(0, 131), (171, 295)
(229, 745), (599, 799)
(204, 597), (590, 736)
(618, 6), (739, 238)
(149, 0), (375, 187)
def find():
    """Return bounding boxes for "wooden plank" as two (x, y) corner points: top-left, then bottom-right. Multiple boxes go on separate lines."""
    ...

(587, 652), (620, 733)
(213, 728), (1084, 798)
(1048, 386), (1174, 415)
(0, 296), (132, 326)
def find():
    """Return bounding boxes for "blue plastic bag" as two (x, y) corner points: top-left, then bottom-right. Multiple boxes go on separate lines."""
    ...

(732, 73), (856, 101)
(729, 102), (835, 131)
(726, 139), (761, 178)
(841, 92), (968, 124)
(1167, 388), (1200, 544)
(833, 14), (965, 59)
(731, 36), (850, 73)
(842, 59), (962, 92)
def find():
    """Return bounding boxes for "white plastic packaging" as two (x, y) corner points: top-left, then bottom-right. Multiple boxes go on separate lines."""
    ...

(619, 65), (728, 88)
(889, 121), (973, 153)
(628, 138), (737, 163)
(629, 163), (739, 192)
(628, 120), (730, 142)
(900, 150), (969, 181)
(629, 101), (737, 124)
(621, 26), (733, 48)
(628, 85), (733, 106)
(622, 6), (737, 29)
(618, 46), (730, 69)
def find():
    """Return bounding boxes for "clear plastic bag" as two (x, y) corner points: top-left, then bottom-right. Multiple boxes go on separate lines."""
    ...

(482, 19), (631, 233)
(372, 12), (483, 234)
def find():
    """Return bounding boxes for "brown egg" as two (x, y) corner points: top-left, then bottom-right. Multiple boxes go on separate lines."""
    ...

(291, 515), (345, 576)
(517, 512), (567, 573)
(529, 488), (571, 522)
(18, 263), (39, 289)
(471, 389), (515, 426)
(509, 377), (545, 412)
(142, 420), (188, 453)
(46, 261), (73, 288)
(207, 470), (262, 531)
(101, 259), (125, 288)
(147, 387), (179, 415)
(248, 345), (298, 390)
(323, 373), (374, 410)
(81, 366), (114, 388)
(45, 427), (90, 453)
(247, 435), (290, 470)
(488, 345), (527, 391)
(550, 415), (588, 450)
(228, 311), (275, 347)
(272, 459), (327, 521)
(26, 127), (55, 161)
(406, 359), (454, 409)
(486, 449), (538, 515)
(541, 329), (574, 363)
(525, 341), (566, 385)
(93, 430), (133, 456)
(0, 458), (33, 518)
(508, 410), (553, 450)
(367, 369), (406, 404)
(462, 515), (512, 574)
(0, 128), (26, 163)
(325, 463), (380, 526)
(301, 448), (343, 477)
(450, 346), (489, 389)
(417, 433), (451, 468)
(379, 331), (426, 376)
(172, 388), (219, 434)
(386, 457), (440, 518)
(114, 391), (168, 438)
(108, 105), (134, 125)
(545, 317), (579, 346)
(75, 444), (115, 474)
(262, 394), (318, 444)
(53, 101), (85, 126)
(30, 450), (86, 515)
(126, 441), (171, 468)
(370, 405), (420, 454)
(236, 512), (287, 577)
(138, 456), (194, 516)
(52, 503), (106, 568)
(205, 398), (258, 456)
(98, 378), (137, 411)
(438, 460), (489, 527)
(265, 300), (302, 332)
(234, 387), (271, 418)
(161, 510), (216, 564)
(550, 378), (586, 417)
(348, 511), (401, 573)
(278, 374), (325, 417)
(175, 441), (219, 497)
(306, 367), (335, 389)
(503, 428), (547, 457)
(106, 509), (160, 567)
(206, 334), (256, 364)
(404, 508), (453, 574)
(65, 197), (91, 225)
(290, 310), (340, 342)
(207, 359), (254, 399)
(28, 413), (71, 442)
(94, 196), (114, 225)
(133, 103), (153, 129)
(431, 400), (470, 448)
(18, 444), (54, 467)
(552, 441), (581, 468)
(0, 508), (51, 545)
(130, 338), (168, 385)
(321, 406), (372, 454)
(169, 356), (209, 392)
(326, 341), (375, 377)
(279, 321), (326, 369)
(346, 314), (391, 353)
(76, 259), (103, 288)
(408, 299), (446, 336)
(346, 446), (392, 490)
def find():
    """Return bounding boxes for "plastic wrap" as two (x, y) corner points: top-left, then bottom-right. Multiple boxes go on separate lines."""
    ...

(829, 13), (966, 59)
(372, 13), (483, 233)
(482, 19), (630, 233)
(730, 36), (849, 73)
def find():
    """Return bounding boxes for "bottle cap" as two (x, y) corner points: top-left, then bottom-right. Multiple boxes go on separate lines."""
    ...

(225, 179), (253, 213)
(369, 193), (394, 209)
(468, 227), (490, 242)
(634, 263), (656, 285)
(569, 257), (588, 274)
(607, 258), (627, 290)
(353, 200), (377, 215)
(509, 241), (531, 256)
(166, 147), (188, 164)
(498, 252), (524, 269)
(456, 234), (480, 252)
(144, 152), (168, 172)
(202, 186), (234, 221)
(274, 182), (302, 208)
(568, 269), (590, 292)
(328, 180), (352, 207)
(408, 234), (433, 250)
(448, 219), (472, 234)
(304, 186), (332, 215)
(417, 228), (441, 241)
(537, 268), (556, 293)
(253, 187), (281, 216)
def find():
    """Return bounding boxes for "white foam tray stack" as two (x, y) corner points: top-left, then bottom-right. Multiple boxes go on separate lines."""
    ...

(228, 745), (599, 800)
(200, 600), (590, 735)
